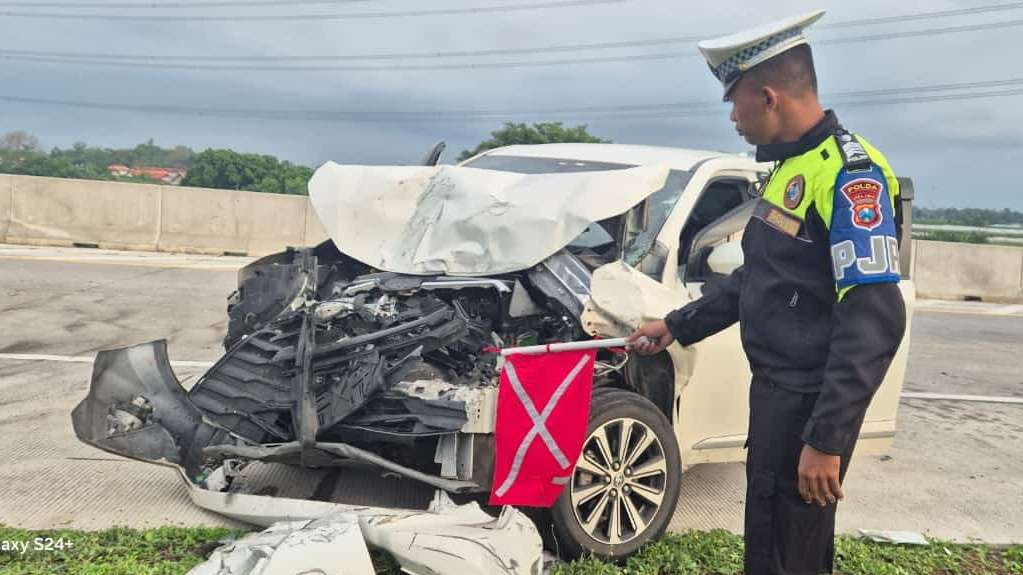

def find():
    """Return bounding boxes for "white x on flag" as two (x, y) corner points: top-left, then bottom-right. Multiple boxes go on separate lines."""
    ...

(494, 353), (592, 498)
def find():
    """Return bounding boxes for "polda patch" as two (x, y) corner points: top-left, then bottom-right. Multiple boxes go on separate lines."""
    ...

(841, 178), (884, 231)
(783, 175), (805, 209)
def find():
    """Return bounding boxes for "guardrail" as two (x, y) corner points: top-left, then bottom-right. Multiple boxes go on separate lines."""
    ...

(0, 173), (328, 255)
(1, 173), (1020, 302)
(912, 240), (1023, 303)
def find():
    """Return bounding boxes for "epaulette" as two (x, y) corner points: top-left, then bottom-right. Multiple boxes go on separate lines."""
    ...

(832, 126), (872, 172)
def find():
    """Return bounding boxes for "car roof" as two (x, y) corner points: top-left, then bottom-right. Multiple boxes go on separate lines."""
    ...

(477, 143), (753, 171)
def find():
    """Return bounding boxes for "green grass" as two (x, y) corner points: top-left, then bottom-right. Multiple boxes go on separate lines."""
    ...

(912, 229), (991, 244)
(552, 531), (1023, 575)
(0, 526), (243, 575)
(1, 525), (1021, 575)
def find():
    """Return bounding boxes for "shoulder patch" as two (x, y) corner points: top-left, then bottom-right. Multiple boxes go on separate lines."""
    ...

(829, 165), (900, 289)
(833, 128), (872, 171)
(840, 177), (885, 231)
(783, 175), (805, 209)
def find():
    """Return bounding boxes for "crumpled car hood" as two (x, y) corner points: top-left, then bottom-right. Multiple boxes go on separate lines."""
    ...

(308, 162), (671, 276)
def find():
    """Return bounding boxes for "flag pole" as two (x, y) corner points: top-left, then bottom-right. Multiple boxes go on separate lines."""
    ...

(497, 336), (648, 357)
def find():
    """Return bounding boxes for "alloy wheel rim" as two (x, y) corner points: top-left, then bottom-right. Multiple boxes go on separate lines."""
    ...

(570, 417), (668, 545)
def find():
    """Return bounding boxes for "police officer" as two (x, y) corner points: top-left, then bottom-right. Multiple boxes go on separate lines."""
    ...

(627, 10), (907, 575)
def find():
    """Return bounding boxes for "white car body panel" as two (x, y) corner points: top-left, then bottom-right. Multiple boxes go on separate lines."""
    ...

(308, 161), (670, 276)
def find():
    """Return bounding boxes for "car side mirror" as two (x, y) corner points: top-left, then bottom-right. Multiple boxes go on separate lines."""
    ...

(420, 141), (446, 166)
(706, 242), (743, 275)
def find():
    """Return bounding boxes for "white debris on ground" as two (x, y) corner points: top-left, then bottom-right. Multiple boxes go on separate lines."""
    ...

(188, 490), (544, 575)
(188, 515), (374, 575)
(858, 529), (930, 545)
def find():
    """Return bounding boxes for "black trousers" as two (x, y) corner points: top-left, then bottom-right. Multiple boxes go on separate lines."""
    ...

(744, 377), (861, 575)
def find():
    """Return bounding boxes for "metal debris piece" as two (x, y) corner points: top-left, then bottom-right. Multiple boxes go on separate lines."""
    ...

(203, 442), (477, 493)
(858, 529), (929, 545)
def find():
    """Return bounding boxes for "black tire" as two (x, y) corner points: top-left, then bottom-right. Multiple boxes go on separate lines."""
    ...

(546, 388), (682, 559)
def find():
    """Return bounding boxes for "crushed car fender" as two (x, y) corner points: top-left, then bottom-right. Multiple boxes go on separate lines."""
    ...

(585, 261), (681, 332)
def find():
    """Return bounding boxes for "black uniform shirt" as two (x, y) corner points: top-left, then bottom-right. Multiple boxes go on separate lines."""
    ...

(664, 111), (907, 455)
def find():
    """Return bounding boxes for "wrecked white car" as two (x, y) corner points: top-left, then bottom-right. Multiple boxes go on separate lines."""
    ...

(72, 143), (916, 563)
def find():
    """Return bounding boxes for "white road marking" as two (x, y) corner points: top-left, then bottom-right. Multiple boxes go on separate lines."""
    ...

(901, 392), (1023, 405)
(0, 352), (212, 369)
(0, 244), (252, 271)
(915, 300), (1023, 317)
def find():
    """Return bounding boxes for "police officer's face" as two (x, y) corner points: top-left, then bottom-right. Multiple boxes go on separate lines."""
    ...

(727, 77), (780, 145)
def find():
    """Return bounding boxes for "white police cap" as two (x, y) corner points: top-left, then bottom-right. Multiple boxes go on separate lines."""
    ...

(697, 10), (826, 97)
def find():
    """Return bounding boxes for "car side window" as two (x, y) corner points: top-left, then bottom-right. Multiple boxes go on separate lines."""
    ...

(678, 180), (749, 264)
(683, 199), (758, 285)
(677, 178), (758, 284)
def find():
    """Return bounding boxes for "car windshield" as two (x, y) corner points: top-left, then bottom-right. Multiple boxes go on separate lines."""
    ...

(463, 154), (690, 269)
(461, 154), (634, 174)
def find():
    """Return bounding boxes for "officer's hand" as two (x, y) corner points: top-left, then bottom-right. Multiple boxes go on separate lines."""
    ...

(626, 320), (674, 355)
(797, 445), (844, 506)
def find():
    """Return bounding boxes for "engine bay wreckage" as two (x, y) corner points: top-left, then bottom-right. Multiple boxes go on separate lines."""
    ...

(71, 162), (674, 573)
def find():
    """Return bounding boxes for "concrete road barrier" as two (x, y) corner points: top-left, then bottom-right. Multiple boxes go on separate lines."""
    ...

(244, 191), (310, 255)
(0, 174), (324, 257)
(304, 201), (329, 246)
(0, 175), (12, 241)
(157, 185), (244, 255)
(913, 240), (1023, 302)
(6, 175), (162, 250)
(157, 185), (307, 256)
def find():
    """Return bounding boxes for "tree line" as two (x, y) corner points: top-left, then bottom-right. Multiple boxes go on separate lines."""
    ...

(912, 206), (1023, 227)
(0, 131), (310, 195)
(0, 123), (604, 195)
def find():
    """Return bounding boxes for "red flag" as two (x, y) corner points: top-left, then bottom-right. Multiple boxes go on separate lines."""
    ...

(489, 349), (595, 507)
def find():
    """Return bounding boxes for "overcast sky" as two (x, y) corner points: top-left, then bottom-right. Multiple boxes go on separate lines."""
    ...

(0, 0), (1020, 209)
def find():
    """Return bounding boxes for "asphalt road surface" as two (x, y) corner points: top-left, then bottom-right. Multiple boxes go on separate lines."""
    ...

(0, 244), (1020, 542)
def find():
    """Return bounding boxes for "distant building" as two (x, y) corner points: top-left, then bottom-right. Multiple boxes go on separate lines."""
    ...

(107, 164), (131, 177)
(107, 165), (187, 185)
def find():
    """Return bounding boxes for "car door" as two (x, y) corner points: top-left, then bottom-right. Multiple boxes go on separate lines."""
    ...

(654, 165), (764, 466)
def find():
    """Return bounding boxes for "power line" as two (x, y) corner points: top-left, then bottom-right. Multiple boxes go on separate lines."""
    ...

(818, 1), (1023, 29)
(3, 18), (1021, 71)
(556, 89), (1023, 121)
(0, 35), (707, 62)
(15, 0), (1017, 18)
(0, 0), (625, 21)
(818, 18), (1023, 45)
(0, 0), (372, 7)
(1, 0), (1018, 16)
(0, 50), (682, 70)
(9, 1), (1021, 62)
(0, 0), (1017, 24)
(1, 78), (1020, 123)
(449, 78), (1023, 116)
(2, 0), (372, 7)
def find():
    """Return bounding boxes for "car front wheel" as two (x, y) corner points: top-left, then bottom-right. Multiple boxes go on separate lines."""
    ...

(547, 388), (682, 559)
